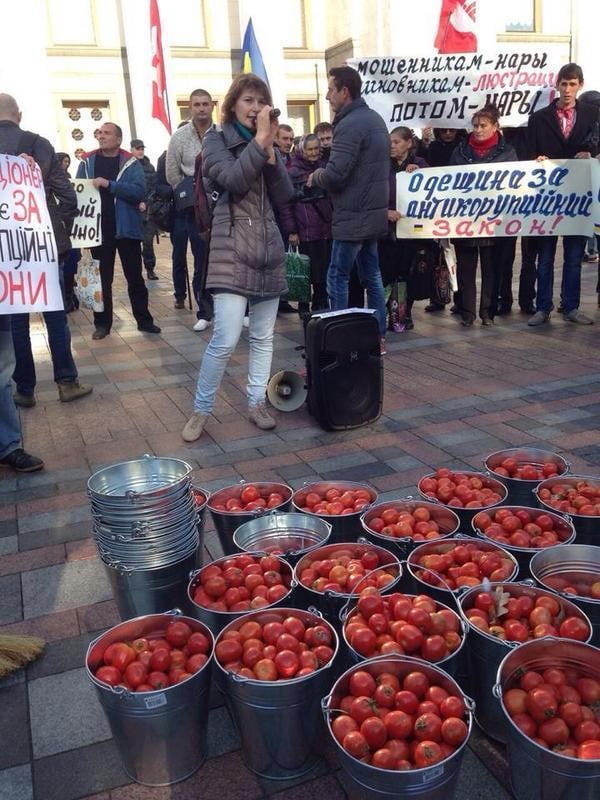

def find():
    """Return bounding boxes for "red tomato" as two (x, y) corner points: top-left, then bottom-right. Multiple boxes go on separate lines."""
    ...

(413, 740), (443, 767)
(441, 717), (468, 746)
(187, 632), (211, 655)
(342, 731), (370, 759)
(186, 653), (208, 673)
(361, 716), (388, 750)
(538, 717), (569, 747)
(95, 665), (122, 686)
(403, 671), (429, 699)
(215, 639), (243, 664)
(332, 714), (359, 744)
(526, 687), (558, 723)
(253, 658), (278, 681)
(559, 617), (590, 642)
(274, 649), (300, 679)
(147, 670), (169, 689)
(349, 670), (377, 698)
(577, 741), (600, 759)
(106, 642), (136, 672)
(385, 710), (413, 740)
(414, 712), (443, 742)
(440, 696), (466, 719)
(165, 621), (192, 648)
(240, 485), (260, 504)
(395, 690), (419, 715)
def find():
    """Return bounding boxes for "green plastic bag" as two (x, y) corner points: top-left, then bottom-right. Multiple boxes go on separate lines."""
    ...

(284, 246), (311, 304)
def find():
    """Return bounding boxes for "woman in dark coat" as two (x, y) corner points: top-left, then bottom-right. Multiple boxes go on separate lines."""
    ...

(378, 126), (428, 331)
(450, 105), (518, 327)
(182, 73), (294, 442)
(280, 133), (332, 311)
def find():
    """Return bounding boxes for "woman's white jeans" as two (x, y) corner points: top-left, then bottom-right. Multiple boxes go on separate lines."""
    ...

(193, 292), (279, 413)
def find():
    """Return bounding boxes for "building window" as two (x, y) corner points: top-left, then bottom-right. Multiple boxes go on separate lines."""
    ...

(282, 0), (306, 48)
(287, 101), (316, 138)
(501, 1), (536, 33)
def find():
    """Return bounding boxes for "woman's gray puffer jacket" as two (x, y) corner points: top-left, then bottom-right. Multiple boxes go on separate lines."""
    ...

(202, 123), (294, 298)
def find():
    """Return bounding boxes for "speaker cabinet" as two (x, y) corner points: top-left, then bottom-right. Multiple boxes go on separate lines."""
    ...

(305, 311), (383, 431)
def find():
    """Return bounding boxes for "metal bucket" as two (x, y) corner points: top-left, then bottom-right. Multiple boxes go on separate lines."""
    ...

(535, 475), (600, 546)
(530, 544), (600, 646)
(458, 581), (593, 743)
(484, 447), (569, 507)
(417, 471), (507, 532)
(293, 541), (402, 626)
(88, 455), (193, 504)
(406, 536), (519, 605)
(360, 501), (460, 561)
(494, 637), (600, 800)
(341, 594), (467, 681)
(233, 512), (331, 564)
(187, 552), (296, 635)
(103, 548), (200, 620)
(208, 482), (293, 556)
(471, 505), (576, 579)
(292, 481), (378, 544)
(323, 654), (474, 800)
(214, 607), (339, 780)
(86, 611), (214, 786)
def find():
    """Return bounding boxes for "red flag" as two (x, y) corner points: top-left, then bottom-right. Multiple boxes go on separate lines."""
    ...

(150, 0), (171, 133)
(434, 0), (477, 53)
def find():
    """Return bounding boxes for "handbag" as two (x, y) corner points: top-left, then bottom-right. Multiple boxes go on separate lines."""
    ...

(386, 280), (408, 332)
(173, 175), (195, 211)
(74, 249), (104, 311)
(408, 243), (435, 302)
(284, 246), (311, 304)
(431, 244), (452, 306)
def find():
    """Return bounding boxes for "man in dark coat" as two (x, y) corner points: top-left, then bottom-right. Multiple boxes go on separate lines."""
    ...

(130, 139), (158, 280)
(308, 66), (389, 350)
(526, 62), (598, 326)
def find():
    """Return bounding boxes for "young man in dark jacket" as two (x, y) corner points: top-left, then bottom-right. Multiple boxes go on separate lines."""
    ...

(76, 122), (160, 339)
(526, 63), (598, 326)
(308, 66), (389, 352)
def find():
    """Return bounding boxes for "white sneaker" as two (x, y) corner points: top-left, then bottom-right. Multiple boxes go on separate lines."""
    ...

(242, 316), (250, 328)
(193, 319), (211, 332)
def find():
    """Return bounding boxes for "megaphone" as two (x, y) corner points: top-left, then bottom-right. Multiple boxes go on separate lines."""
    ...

(267, 370), (307, 412)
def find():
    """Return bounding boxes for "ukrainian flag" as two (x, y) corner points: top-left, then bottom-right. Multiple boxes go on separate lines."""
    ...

(240, 18), (269, 85)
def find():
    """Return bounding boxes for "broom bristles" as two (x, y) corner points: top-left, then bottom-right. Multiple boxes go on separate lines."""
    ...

(0, 634), (46, 677)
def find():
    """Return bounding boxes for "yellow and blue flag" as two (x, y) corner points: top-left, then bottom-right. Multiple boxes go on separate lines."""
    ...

(240, 18), (269, 85)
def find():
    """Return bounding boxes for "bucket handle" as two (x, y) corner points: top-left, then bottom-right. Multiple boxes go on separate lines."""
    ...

(288, 520), (333, 558)
(492, 683), (503, 700)
(337, 562), (403, 623)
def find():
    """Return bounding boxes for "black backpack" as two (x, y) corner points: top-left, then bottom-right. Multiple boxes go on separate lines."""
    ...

(147, 190), (173, 232)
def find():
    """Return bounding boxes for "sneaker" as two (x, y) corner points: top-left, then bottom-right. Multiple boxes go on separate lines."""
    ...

(14, 392), (36, 408)
(0, 448), (44, 473)
(564, 309), (594, 325)
(584, 252), (599, 262)
(379, 337), (387, 355)
(481, 317), (494, 326)
(193, 319), (211, 332)
(92, 327), (109, 340)
(248, 403), (276, 430)
(528, 311), (550, 327)
(138, 323), (161, 334)
(242, 316), (250, 328)
(182, 411), (209, 442)
(146, 270), (159, 280)
(57, 381), (93, 403)
(174, 298), (185, 309)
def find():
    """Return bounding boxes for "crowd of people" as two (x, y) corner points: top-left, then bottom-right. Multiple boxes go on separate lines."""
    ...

(1, 60), (599, 469)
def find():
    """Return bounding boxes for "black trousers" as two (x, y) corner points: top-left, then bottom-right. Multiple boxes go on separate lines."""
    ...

(91, 237), (154, 331)
(300, 239), (331, 311)
(492, 237), (516, 312)
(519, 237), (540, 310)
(455, 243), (495, 322)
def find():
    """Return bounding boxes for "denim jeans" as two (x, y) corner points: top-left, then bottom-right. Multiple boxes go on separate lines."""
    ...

(171, 207), (213, 320)
(327, 239), (386, 336)
(11, 310), (78, 396)
(0, 316), (22, 459)
(193, 293), (279, 413)
(536, 235), (586, 314)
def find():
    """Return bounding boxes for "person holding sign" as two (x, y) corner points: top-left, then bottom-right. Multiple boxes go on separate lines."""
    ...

(449, 104), (518, 327)
(526, 63), (598, 327)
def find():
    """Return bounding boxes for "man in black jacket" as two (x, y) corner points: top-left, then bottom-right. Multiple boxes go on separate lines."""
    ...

(526, 63), (598, 326)
(130, 139), (159, 280)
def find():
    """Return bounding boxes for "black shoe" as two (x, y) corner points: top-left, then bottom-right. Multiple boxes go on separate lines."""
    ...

(424, 303), (445, 312)
(0, 448), (44, 473)
(174, 299), (185, 309)
(14, 392), (36, 408)
(137, 323), (161, 334)
(481, 317), (494, 326)
(496, 306), (512, 316)
(404, 317), (415, 330)
(450, 305), (460, 315)
(520, 305), (535, 315)
(278, 301), (297, 313)
(146, 270), (159, 281)
(461, 319), (474, 327)
(92, 327), (109, 340)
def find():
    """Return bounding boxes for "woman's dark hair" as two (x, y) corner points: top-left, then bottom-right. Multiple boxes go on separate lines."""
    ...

(221, 73), (273, 124)
(471, 103), (500, 127)
(56, 152), (70, 166)
(329, 66), (362, 100)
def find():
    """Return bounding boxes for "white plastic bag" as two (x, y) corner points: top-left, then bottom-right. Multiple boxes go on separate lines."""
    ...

(74, 249), (104, 311)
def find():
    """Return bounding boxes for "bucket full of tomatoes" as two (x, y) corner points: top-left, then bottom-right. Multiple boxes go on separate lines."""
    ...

(341, 590), (467, 682)
(471, 505), (576, 579)
(232, 512), (331, 564)
(406, 536), (519, 605)
(188, 552), (296, 635)
(322, 654), (474, 799)
(292, 481), (378, 543)
(417, 469), (507, 532)
(85, 611), (214, 786)
(207, 482), (293, 555)
(494, 637), (600, 800)
(458, 581), (593, 743)
(484, 448), (569, 507)
(293, 541), (402, 626)
(360, 501), (460, 562)
(213, 607), (339, 780)
(530, 544), (600, 646)
(534, 475), (600, 546)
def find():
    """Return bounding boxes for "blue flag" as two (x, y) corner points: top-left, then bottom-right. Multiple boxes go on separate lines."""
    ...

(240, 17), (269, 86)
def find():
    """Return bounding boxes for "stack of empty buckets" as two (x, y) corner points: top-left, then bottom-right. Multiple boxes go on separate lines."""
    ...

(88, 455), (207, 619)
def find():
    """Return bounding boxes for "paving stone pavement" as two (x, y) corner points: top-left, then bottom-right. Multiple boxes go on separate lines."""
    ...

(1, 239), (599, 799)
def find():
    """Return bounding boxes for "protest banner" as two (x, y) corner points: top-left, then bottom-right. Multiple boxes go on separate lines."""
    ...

(70, 179), (102, 247)
(347, 50), (557, 129)
(592, 158), (600, 238)
(0, 154), (63, 314)
(396, 159), (596, 240)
